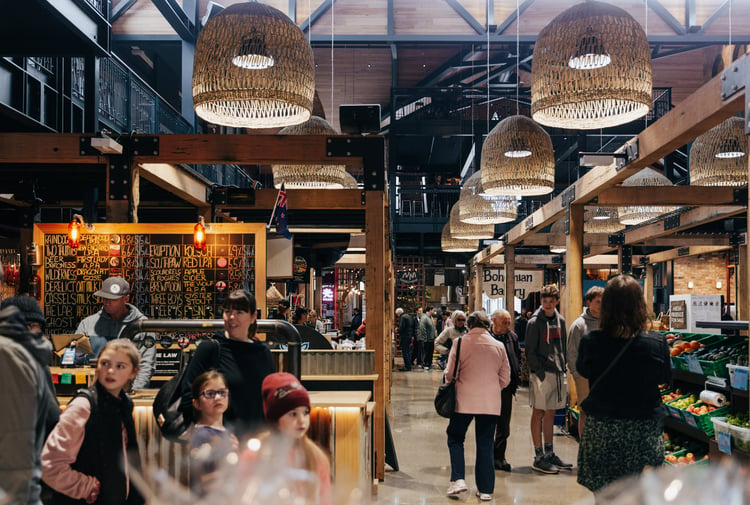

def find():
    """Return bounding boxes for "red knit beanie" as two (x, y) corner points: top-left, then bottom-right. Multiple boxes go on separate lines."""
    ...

(262, 372), (310, 423)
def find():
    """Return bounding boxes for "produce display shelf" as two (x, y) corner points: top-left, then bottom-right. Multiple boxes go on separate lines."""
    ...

(664, 416), (710, 443)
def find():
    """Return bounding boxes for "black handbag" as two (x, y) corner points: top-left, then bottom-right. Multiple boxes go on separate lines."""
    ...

(153, 338), (220, 443)
(434, 337), (462, 418)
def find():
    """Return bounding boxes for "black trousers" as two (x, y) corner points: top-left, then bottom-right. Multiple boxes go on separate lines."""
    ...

(399, 335), (413, 369)
(493, 387), (514, 461)
(422, 340), (434, 367)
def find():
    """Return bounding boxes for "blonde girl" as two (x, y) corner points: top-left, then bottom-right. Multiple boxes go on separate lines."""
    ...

(42, 339), (142, 505)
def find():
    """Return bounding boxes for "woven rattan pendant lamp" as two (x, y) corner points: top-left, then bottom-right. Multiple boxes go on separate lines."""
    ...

(193, 2), (315, 128)
(441, 223), (479, 253)
(458, 172), (517, 224)
(480, 115), (555, 196)
(531, 1), (652, 129)
(618, 168), (677, 225)
(272, 116), (348, 188)
(690, 116), (748, 186)
(549, 218), (567, 254)
(584, 207), (624, 234)
(449, 205), (494, 240)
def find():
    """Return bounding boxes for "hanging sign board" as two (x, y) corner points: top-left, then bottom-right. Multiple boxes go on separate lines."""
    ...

(482, 268), (544, 300)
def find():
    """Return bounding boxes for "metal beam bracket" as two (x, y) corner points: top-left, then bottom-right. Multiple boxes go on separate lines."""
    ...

(622, 140), (639, 169)
(720, 55), (750, 132)
(327, 136), (385, 190)
(664, 214), (681, 231)
(729, 233), (745, 245)
(640, 256), (650, 265)
(524, 216), (534, 231)
(560, 186), (575, 207)
(79, 136), (101, 156)
(608, 234), (625, 246)
(621, 245), (632, 273)
(108, 158), (130, 201)
(677, 247), (690, 257)
(130, 136), (160, 156)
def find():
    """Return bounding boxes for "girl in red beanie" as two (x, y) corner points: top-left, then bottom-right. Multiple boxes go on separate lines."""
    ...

(261, 372), (332, 505)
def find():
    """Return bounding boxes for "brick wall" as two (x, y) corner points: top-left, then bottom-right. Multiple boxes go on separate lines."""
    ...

(673, 252), (730, 297)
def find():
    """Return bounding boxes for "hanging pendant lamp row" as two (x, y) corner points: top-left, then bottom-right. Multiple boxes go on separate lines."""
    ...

(272, 116), (348, 189)
(584, 207), (624, 234)
(441, 223), (479, 253)
(689, 116), (748, 187)
(458, 171), (517, 224)
(530, 1), (652, 129)
(192, 2), (315, 128)
(480, 115), (555, 196)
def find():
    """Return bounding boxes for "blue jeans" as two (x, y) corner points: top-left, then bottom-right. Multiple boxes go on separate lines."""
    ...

(447, 413), (498, 494)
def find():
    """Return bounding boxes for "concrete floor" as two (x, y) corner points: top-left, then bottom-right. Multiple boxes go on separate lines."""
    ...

(374, 365), (595, 505)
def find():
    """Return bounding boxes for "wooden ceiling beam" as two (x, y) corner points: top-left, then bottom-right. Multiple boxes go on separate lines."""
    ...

(139, 162), (208, 207)
(624, 206), (746, 244)
(597, 186), (741, 206)
(219, 189), (364, 211)
(645, 245), (732, 264)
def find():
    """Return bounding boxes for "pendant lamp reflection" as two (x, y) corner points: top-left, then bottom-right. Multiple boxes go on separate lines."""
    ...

(441, 223), (479, 253)
(192, 2), (315, 128)
(458, 172), (517, 224)
(689, 117), (748, 187)
(531, 1), (652, 129)
(481, 115), (554, 196)
(272, 117), (348, 189)
(618, 168), (677, 225)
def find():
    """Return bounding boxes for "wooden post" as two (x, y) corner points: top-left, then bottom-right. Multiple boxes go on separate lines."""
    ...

(739, 245), (748, 320)
(474, 262), (484, 311)
(365, 189), (386, 481)
(564, 205), (584, 324)
(505, 245), (515, 314)
(644, 263), (655, 313)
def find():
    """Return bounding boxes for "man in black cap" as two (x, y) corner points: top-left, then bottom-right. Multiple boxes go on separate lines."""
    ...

(76, 276), (155, 389)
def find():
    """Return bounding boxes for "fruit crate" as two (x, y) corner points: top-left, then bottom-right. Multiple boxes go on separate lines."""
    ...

(664, 448), (710, 467)
(699, 339), (747, 378)
(665, 394), (694, 422)
(670, 334), (721, 371)
(682, 402), (731, 435)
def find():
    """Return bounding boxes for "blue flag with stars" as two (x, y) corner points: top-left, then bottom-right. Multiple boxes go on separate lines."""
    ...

(274, 184), (292, 239)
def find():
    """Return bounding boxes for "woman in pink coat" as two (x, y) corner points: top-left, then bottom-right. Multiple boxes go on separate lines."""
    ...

(444, 310), (510, 501)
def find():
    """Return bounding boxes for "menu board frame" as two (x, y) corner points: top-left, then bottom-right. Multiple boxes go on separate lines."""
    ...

(34, 223), (267, 333)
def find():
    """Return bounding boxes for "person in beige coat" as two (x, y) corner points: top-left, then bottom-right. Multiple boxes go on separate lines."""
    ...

(444, 311), (510, 501)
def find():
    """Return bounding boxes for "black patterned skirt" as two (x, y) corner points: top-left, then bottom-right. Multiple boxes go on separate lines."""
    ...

(577, 414), (664, 492)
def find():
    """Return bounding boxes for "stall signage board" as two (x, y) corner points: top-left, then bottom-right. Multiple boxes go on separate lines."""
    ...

(482, 268), (544, 300)
(36, 223), (265, 336)
(717, 430), (732, 455)
(670, 300), (687, 330)
(154, 347), (182, 376)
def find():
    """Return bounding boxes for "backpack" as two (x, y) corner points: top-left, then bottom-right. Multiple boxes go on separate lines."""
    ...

(153, 338), (221, 443)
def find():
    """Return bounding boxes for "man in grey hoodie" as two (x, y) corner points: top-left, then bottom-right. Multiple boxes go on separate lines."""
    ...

(525, 284), (570, 474)
(567, 286), (603, 437)
(76, 276), (155, 389)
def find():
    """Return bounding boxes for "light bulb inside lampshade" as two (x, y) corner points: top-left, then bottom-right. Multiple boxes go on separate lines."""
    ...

(504, 136), (532, 158)
(232, 31), (275, 69)
(568, 27), (611, 70)
(714, 138), (745, 159)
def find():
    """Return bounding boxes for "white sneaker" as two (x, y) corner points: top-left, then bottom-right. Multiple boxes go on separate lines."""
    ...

(446, 479), (468, 496)
(476, 491), (493, 501)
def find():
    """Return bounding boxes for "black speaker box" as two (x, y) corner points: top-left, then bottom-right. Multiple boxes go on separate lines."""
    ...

(339, 104), (381, 134)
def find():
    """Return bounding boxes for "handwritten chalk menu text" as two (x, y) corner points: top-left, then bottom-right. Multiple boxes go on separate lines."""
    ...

(42, 232), (255, 334)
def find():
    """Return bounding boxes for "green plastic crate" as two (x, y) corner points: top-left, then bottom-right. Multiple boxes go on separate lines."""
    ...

(664, 448), (710, 466)
(665, 394), (695, 422)
(682, 402), (731, 435)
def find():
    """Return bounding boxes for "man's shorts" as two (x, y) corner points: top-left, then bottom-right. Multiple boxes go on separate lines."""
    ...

(529, 372), (567, 410)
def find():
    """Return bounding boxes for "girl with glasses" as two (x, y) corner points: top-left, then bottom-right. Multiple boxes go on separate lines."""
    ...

(190, 370), (238, 496)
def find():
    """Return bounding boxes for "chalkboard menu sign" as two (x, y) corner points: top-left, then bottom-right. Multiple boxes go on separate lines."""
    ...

(34, 223), (267, 335)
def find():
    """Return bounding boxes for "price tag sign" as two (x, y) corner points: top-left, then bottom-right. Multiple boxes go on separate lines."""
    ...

(685, 413), (698, 428)
(685, 355), (703, 375)
(731, 367), (749, 391)
(717, 430), (732, 455)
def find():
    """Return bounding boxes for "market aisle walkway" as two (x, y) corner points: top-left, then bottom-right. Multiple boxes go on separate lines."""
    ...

(375, 366), (595, 505)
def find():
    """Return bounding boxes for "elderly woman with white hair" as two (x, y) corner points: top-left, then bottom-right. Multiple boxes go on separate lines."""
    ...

(434, 310), (467, 369)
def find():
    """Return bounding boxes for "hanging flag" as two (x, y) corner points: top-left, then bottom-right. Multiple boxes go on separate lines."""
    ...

(272, 184), (292, 239)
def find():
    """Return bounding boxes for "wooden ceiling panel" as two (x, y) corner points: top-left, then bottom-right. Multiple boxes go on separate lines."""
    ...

(652, 47), (716, 105)
(311, 0), (388, 35)
(393, 0), (478, 35)
(397, 47), (464, 87)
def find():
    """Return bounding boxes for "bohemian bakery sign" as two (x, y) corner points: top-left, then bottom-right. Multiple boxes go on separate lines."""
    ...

(482, 268), (544, 300)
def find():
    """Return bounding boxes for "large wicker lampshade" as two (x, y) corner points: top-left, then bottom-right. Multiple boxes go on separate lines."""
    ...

(690, 116), (748, 187)
(272, 116), (348, 188)
(584, 207), (625, 234)
(531, 1), (652, 129)
(449, 205), (494, 240)
(458, 172), (517, 224)
(480, 115), (555, 196)
(549, 218), (567, 254)
(342, 172), (359, 188)
(618, 168), (677, 225)
(441, 223), (479, 253)
(193, 2), (315, 128)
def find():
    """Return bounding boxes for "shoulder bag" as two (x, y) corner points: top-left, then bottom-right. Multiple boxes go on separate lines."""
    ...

(153, 338), (221, 443)
(434, 337), (462, 418)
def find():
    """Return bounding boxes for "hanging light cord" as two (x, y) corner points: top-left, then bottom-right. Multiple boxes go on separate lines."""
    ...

(515, 0), (520, 116)
(486, 0), (490, 135)
(331, 1), (335, 115)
